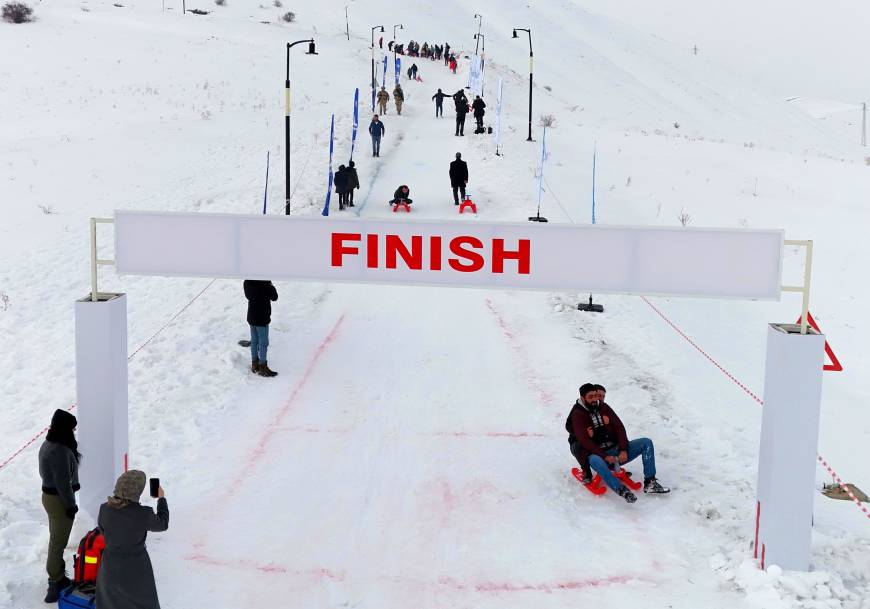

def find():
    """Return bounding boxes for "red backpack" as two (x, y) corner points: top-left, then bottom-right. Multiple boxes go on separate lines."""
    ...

(73, 528), (106, 583)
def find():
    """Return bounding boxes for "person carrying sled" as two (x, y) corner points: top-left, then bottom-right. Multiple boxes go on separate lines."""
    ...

(377, 86), (390, 115)
(449, 152), (468, 205)
(369, 114), (385, 157)
(244, 279), (278, 376)
(39, 409), (81, 602)
(432, 88), (449, 117)
(390, 184), (413, 207)
(472, 95), (486, 133)
(567, 383), (669, 503)
(346, 160), (360, 207)
(96, 470), (169, 609)
(393, 83), (405, 115)
(334, 164), (349, 210)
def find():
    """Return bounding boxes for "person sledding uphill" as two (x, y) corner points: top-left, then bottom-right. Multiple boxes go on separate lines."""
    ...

(567, 383), (669, 503)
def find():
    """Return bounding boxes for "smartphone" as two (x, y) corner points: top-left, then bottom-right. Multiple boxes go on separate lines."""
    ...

(149, 478), (160, 498)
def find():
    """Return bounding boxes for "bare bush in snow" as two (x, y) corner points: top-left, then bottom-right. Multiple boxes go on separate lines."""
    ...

(2, 2), (34, 23)
(37, 204), (55, 215)
(677, 208), (691, 227)
(0, 292), (10, 311)
(273, 0), (282, 6)
(281, 11), (295, 22)
(214, 0), (225, 5)
(539, 114), (556, 128)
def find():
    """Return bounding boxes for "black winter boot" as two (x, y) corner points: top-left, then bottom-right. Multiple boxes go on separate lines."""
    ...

(644, 477), (670, 494)
(251, 359), (260, 374)
(258, 361), (278, 377)
(45, 576), (71, 603)
(617, 486), (637, 504)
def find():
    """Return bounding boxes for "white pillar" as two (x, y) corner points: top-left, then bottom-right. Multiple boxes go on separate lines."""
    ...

(755, 322), (825, 571)
(75, 293), (129, 519)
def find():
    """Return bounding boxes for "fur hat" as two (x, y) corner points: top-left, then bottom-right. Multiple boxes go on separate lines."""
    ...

(112, 470), (147, 503)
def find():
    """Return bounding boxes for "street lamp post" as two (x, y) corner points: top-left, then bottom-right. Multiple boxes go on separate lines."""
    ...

(285, 39), (318, 216)
(371, 25), (384, 111)
(393, 23), (403, 86)
(473, 33), (485, 94)
(512, 28), (534, 142)
(473, 13), (482, 55)
(345, 5), (350, 41)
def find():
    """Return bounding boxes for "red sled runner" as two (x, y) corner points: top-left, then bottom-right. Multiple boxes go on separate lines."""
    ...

(392, 201), (412, 213)
(571, 467), (641, 496)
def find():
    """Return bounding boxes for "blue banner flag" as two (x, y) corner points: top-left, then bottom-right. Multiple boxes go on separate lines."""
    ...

(395, 57), (401, 87)
(382, 55), (388, 88)
(350, 88), (359, 162)
(322, 114), (335, 216)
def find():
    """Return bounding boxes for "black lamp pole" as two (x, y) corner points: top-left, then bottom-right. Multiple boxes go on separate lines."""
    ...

(285, 39), (317, 216)
(473, 13), (482, 55)
(393, 24), (403, 85)
(371, 25), (384, 111)
(513, 28), (533, 142)
(345, 6), (350, 41)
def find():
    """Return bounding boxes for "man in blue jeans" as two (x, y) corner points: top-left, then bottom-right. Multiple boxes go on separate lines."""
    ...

(567, 383), (669, 503)
(243, 280), (278, 377)
(369, 114), (385, 157)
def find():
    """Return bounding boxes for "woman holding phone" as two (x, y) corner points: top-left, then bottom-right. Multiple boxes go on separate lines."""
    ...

(96, 470), (169, 609)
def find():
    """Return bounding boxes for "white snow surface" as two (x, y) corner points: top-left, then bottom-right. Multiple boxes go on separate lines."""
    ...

(1, 1), (870, 608)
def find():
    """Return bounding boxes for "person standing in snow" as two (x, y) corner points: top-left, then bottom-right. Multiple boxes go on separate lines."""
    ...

(244, 279), (278, 377)
(39, 409), (81, 603)
(96, 470), (169, 609)
(567, 383), (670, 503)
(377, 86), (390, 115)
(393, 83), (405, 115)
(472, 95), (486, 133)
(334, 164), (349, 210)
(346, 161), (360, 207)
(453, 90), (469, 136)
(369, 114), (385, 157)
(444, 43), (451, 65)
(449, 152), (468, 205)
(410, 63), (419, 80)
(449, 55), (458, 74)
(432, 88), (449, 117)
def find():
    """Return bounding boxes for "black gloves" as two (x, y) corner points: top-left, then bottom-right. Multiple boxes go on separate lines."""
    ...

(65, 505), (79, 520)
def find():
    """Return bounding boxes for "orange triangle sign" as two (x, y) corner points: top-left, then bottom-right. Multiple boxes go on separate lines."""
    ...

(795, 311), (843, 372)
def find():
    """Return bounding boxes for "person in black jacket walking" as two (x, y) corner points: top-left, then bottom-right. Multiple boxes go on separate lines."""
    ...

(472, 95), (486, 133)
(369, 115), (385, 157)
(449, 152), (468, 205)
(244, 280), (278, 377)
(334, 164), (349, 210)
(96, 470), (169, 609)
(346, 161), (360, 207)
(38, 409), (81, 602)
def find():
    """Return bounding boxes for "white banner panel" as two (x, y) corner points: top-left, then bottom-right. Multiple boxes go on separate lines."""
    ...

(114, 211), (784, 300)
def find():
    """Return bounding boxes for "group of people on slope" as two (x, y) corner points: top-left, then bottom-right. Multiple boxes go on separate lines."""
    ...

(39, 410), (169, 606)
(567, 383), (670, 503)
(434, 88), (485, 136)
(376, 83), (405, 115)
(333, 161), (361, 210)
(390, 40), (450, 61)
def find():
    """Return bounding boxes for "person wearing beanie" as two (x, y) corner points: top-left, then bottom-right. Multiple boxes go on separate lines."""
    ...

(243, 279), (279, 377)
(346, 161), (360, 207)
(96, 470), (169, 609)
(566, 384), (669, 503)
(448, 152), (468, 205)
(38, 409), (81, 602)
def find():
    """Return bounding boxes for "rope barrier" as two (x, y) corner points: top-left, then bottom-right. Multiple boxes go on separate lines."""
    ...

(641, 296), (869, 521)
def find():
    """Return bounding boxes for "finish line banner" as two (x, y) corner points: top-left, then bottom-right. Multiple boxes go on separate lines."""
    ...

(114, 211), (784, 299)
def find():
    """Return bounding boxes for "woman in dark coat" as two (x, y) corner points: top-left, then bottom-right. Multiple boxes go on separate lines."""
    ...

(96, 470), (169, 609)
(38, 409), (81, 602)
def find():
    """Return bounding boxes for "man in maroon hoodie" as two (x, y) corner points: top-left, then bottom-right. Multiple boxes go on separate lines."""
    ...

(567, 383), (669, 502)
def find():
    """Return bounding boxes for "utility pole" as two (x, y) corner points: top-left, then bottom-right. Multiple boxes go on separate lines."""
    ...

(345, 6), (350, 41)
(513, 28), (534, 142)
(371, 25), (384, 112)
(474, 13), (482, 55)
(285, 39), (318, 215)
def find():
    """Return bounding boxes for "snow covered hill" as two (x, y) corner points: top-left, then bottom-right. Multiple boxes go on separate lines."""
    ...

(1, 1), (869, 608)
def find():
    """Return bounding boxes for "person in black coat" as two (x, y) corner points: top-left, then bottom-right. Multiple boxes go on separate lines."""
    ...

(390, 185), (413, 206)
(432, 88), (449, 117)
(369, 115), (385, 157)
(334, 164), (349, 210)
(449, 152), (469, 205)
(346, 161), (360, 207)
(96, 470), (169, 609)
(453, 90), (469, 136)
(38, 409), (81, 602)
(472, 95), (486, 132)
(243, 280), (278, 377)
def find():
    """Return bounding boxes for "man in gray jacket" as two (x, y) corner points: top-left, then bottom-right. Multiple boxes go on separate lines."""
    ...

(38, 409), (81, 602)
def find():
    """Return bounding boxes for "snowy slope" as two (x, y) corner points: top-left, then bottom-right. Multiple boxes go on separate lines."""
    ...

(1, 1), (869, 608)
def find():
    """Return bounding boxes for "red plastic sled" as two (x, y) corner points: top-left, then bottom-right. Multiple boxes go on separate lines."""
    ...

(392, 202), (411, 213)
(459, 199), (477, 214)
(572, 468), (607, 496)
